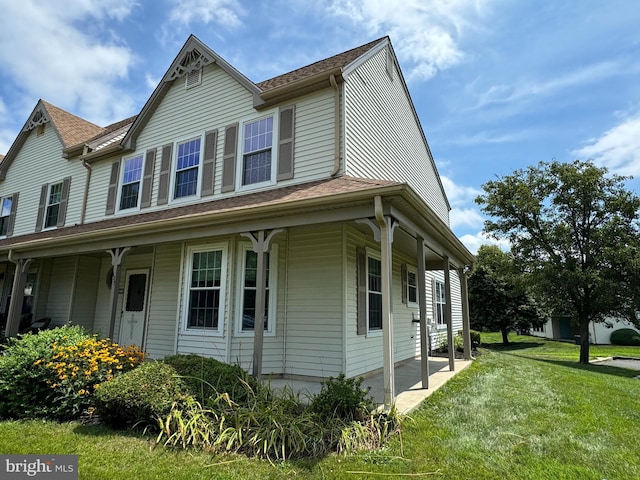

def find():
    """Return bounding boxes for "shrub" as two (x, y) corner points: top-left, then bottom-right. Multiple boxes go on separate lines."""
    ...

(162, 354), (259, 406)
(0, 325), (90, 419)
(310, 373), (374, 422)
(610, 328), (640, 346)
(94, 361), (186, 429)
(470, 330), (482, 348)
(439, 334), (464, 353)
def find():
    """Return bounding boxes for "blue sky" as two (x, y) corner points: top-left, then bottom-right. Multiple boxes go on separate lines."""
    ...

(1, 0), (639, 253)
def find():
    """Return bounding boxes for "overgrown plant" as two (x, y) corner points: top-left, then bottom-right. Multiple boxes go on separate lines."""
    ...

(310, 373), (374, 421)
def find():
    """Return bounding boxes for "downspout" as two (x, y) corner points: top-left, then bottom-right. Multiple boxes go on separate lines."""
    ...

(80, 149), (92, 225)
(329, 74), (341, 176)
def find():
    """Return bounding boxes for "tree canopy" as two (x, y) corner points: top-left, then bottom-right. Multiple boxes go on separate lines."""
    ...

(476, 160), (640, 363)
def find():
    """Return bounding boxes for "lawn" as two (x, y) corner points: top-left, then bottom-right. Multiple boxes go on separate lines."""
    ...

(2, 333), (640, 479)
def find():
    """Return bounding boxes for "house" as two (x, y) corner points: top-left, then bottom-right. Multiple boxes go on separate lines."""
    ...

(0, 35), (474, 405)
(530, 317), (640, 344)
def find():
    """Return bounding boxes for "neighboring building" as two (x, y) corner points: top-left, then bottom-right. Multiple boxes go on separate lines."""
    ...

(0, 36), (473, 403)
(530, 317), (640, 344)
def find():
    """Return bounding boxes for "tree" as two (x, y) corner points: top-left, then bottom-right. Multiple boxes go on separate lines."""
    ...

(477, 160), (640, 363)
(468, 245), (546, 345)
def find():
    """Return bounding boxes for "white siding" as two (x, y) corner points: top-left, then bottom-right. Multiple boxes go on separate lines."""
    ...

(344, 48), (450, 224)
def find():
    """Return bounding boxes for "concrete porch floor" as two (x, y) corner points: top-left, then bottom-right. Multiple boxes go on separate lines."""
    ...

(267, 356), (473, 415)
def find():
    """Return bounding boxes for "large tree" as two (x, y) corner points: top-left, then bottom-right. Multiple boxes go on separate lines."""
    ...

(469, 245), (546, 345)
(476, 160), (640, 364)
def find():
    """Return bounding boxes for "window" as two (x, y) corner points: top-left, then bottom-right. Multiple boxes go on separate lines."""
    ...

(367, 256), (382, 331)
(174, 137), (201, 198)
(119, 155), (143, 210)
(183, 245), (227, 334)
(242, 116), (273, 186)
(0, 196), (12, 236)
(435, 280), (446, 326)
(406, 268), (417, 305)
(44, 182), (63, 229)
(238, 245), (277, 334)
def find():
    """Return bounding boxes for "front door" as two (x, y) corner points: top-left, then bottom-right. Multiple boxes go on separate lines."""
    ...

(119, 269), (149, 347)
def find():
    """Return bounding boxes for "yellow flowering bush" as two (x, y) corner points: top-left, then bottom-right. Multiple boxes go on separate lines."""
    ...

(42, 336), (146, 418)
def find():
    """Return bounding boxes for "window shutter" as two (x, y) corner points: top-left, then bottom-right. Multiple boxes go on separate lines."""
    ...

(140, 149), (156, 208)
(277, 105), (295, 181)
(221, 123), (238, 193)
(157, 143), (173, 205)
(357, 247), (367, 335)
(105, 161), (120, 215)
(6, 192), (18, 237)
(35, 184), (48, 232)
(201, 130), (218, 197)
(401, 264), (408, 304)
(56, 176), (71, 227)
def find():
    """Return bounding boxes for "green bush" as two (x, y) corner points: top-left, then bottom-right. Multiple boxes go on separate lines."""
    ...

(0, 325), (90, 419)
(310, 373), (374, 422)
(470, 330), (482, 348)
(610, 328), (640, 346)
(162, 354), (258, 406)
(94, 361), (186, 429)
(439, 334), (464, 353)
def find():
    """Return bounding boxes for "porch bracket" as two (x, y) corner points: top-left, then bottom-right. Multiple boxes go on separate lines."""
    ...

(5, 251), (34, 338)
(241, 229), (283, 379)
(106, 247), (132, 339)
(374, 195), (395, 409)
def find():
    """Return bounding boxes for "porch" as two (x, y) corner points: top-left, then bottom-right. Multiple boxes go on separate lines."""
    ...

(268, 356), (473, 415)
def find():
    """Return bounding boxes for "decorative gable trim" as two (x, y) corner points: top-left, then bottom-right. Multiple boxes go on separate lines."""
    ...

(168, 47), (211, 82)
(23, 108), (50, 132)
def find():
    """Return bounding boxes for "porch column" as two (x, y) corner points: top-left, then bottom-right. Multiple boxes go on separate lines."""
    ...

(417, 236), (429, 389)
(107, 247), (131, 339)
(242, 229), (282, 379)
(375, 196), (395, 408)
(458, 267), (472, 360)
(5, 256), (32, 337)
(443, 256), (455, 371)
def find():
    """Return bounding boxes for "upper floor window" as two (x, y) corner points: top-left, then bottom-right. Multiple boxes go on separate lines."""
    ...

(0, 196), (13, 236)
(44, 182), (63, 229)
(242, 116), (273, 186)
(174, 137), (201, 199)
(119, 155), (143, 210)
(434, 280), (446, 326)
(183, 244), (227, 335)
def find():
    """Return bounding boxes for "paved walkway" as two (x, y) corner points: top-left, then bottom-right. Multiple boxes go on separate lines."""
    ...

(268, 356), (473, 415)
(591, 357), (640, 371)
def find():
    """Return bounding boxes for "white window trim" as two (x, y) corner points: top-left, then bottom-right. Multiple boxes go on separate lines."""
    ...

(235, 109), (279, 192)
(434, 279), (446, 329)
(115, 153), (145, 213)
(235, 243), (278, 337)
(181, 243), (228, 337)
(366, 249), (383, 337)
(170, 133), (205, 204)
(42, 181), (63, 231)
(406, 265), (418, 308)
(0, 196), (13, 238)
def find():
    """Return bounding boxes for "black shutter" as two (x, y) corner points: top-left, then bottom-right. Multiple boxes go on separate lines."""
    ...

(35, 184), (48, 231)
(140, 149), (156, 208)
(221, 123), (238, 193)
(105, 161), (120, 215)
(357, 247), (367, 335)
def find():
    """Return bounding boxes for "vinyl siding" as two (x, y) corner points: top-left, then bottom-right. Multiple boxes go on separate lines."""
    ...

(344, 48), (450, 224)
(69, 256), (101, 330)
(43, 257), (76, 326)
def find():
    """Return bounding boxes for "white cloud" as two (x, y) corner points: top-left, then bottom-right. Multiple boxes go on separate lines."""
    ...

(0, 0), (137, 126)
(440, 175), (482, 207)
(572, 112), (640, 177)
(325, 0), (492, 81)
(459, 231), (510, 256)
(450, 207), (484, 230)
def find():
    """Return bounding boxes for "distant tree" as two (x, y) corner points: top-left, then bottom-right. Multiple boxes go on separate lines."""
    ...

(468, 245), (546, 345)
(476, 160), (640, 363)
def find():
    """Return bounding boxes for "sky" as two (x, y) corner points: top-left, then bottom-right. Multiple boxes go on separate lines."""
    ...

(1, 0), (639, 254)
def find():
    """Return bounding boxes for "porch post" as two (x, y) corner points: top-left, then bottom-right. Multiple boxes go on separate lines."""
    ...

(107, 247), (131, 340)
(443, 256), (455, 371)
(242, 229), (282, 379)
(458, 267), (472, 360)
(417, 236), (429, 389)
(5, 256), (32, 337)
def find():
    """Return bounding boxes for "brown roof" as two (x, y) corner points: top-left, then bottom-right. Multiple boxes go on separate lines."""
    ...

(41, 100), (104, 148)
(0, 154), (4, 163)
(257, 37), (388, 92)
(0, 176), (400, 249)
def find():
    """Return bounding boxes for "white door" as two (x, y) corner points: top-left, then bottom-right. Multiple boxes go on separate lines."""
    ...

(119, 269), (149, 347)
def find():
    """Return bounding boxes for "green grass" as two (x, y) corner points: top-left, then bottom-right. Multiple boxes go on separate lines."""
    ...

(2, 333), (640, 479)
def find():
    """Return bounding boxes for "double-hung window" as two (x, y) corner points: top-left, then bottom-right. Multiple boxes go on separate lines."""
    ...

(174, 137), (201, 199)
(406, 267), (418, 305)
(183, 245), (227, 334)
(44, 182), (63, 229)
(0, 196), (13, 236)
(119, 155), (143, 210)
(242, 116), (273, 186)
(238, 244), (276, 334)
(367, 255), (383, 331)
(434, 280), (446, 326)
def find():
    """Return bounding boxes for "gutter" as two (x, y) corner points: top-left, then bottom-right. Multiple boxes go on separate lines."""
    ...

(80, 157), (92, 224)
(329, 74), (341, 176)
